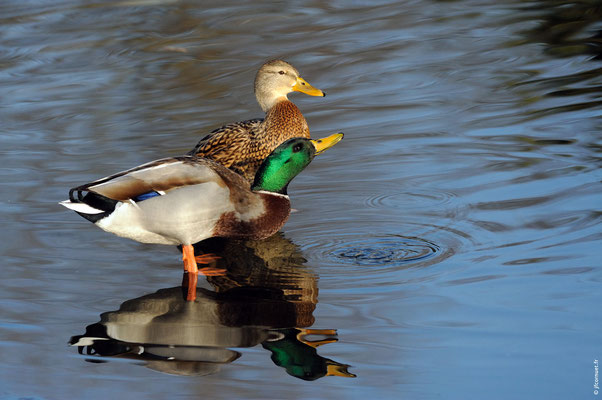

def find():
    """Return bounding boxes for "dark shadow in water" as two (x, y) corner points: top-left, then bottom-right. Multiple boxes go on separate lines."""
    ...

(516, 1), (602, 61)
(511, 1), (602, 110)
(467, 0), (602, 128)
(70, 233), (356, 380)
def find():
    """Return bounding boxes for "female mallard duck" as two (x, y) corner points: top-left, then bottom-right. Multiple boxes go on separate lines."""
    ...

(60, 135), (343, 301)
(188, 59), (326, 182)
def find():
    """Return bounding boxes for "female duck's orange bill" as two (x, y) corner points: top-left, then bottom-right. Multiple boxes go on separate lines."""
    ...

(292, 76), (326, 97)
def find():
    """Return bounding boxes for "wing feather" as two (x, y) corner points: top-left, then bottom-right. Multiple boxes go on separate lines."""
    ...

(70, 156), (247, 202)
(188, 118), (264, 158)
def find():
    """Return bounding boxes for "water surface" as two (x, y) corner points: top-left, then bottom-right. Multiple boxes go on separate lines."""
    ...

(1, 1), (600, 399)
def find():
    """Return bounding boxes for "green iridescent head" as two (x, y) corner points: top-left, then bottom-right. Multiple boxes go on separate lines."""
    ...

(251, 138), (316, 195)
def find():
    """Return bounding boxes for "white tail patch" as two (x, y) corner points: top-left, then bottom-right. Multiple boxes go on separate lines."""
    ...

(70, 336), (108, 347)
(59, 200), (104, 214)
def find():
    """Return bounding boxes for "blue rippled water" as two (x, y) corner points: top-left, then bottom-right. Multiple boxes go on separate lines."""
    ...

(1, 1), (600, 399)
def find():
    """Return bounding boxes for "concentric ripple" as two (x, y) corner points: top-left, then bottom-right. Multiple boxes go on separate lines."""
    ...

(297, 230), (456, 272)
(337, 236), (439, 267)
(363, 187), (456, 211)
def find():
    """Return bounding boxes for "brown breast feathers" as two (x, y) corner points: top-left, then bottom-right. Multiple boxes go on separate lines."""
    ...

(193, 100), (310, 182)
(212, 192), (291, 240)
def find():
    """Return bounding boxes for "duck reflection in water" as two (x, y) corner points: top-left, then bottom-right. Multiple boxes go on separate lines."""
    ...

(70, 233), (355, 380)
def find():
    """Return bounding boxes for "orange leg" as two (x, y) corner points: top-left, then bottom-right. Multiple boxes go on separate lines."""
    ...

(181, 246), (226, 301)
(182, 244), (198, 301)
(182, 244), (198, 273)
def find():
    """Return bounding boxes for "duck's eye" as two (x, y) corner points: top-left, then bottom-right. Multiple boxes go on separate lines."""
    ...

(292, 143), (303, 153)
(278, 70), (285, 75)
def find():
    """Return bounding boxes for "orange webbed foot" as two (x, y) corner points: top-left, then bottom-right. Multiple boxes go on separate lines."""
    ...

(181, 247), (227, 300)
(195, 253), (221, 264)
(196, 253), (225, 276)
(198, 267), (227, 277)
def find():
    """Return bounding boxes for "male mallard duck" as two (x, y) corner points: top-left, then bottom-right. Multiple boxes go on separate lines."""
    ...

(60, 135), (343, 301)
(263, 328), (356, 380)
(188, 59), (326, 182)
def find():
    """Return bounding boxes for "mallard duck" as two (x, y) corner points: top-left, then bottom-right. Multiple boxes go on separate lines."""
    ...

(263, 328), (356, 380)
(188, 59), (326, 182)
(60, 135), (343, 301)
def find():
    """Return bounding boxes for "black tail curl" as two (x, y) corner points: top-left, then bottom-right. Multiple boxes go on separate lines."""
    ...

(67, 185), (118, 223)
(69, 186), (88, 203)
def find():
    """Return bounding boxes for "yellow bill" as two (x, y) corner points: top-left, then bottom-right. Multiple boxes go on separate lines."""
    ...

(311, 132), (344, 154)
(292, 76), (326, 97)
(326, 362), (357, 378)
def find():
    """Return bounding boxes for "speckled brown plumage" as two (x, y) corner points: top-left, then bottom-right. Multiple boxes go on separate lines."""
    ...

(188, 100), (310, 183)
